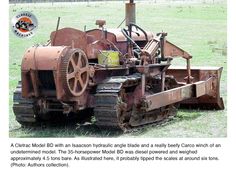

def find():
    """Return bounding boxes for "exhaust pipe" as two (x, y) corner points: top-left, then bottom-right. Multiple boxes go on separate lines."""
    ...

(125, 0), (136, 26)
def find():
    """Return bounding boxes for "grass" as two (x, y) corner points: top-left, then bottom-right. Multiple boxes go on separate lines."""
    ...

(9, 0), (227, 138)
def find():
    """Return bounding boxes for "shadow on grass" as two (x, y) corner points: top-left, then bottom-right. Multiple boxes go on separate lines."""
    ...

(124, 109), (202, 137)
(9, 121), (123, 138)
(9, 109), (203, 138)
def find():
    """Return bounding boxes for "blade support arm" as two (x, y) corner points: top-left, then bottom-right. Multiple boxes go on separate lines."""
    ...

(143, 78), (215, 112)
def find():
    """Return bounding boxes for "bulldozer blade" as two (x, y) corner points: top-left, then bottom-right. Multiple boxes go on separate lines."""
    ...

(166, 66), (224, 110)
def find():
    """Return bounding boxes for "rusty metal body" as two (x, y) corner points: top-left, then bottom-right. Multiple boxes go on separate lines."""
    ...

(13, 0), (224, 130)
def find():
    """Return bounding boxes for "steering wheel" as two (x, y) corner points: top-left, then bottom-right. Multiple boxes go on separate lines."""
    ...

(129, 23), (148, 42)
(121, 23), (149, 52)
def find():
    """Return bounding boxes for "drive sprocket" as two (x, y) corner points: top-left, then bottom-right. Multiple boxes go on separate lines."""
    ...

(61, 48), (90, 97)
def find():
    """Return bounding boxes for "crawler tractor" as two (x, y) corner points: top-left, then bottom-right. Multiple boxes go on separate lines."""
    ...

(13, 0), (224, 131)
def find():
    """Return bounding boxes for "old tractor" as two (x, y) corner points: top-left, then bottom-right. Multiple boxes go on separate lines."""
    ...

(13, 0), (224, 131)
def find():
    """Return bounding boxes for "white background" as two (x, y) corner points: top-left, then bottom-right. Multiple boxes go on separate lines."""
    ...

(0, 0), (235, 176)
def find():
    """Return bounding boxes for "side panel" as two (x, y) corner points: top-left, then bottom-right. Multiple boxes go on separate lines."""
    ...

(50, 28), (87, 52)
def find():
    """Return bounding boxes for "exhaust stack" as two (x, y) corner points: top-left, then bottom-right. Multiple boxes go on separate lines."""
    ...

(125, 0), (136, 26)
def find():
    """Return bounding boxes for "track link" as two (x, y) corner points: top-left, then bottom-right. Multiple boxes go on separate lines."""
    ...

(94, 93), (124, 129)
(94, 76), (129, 130)
(13, 82), (39, 126)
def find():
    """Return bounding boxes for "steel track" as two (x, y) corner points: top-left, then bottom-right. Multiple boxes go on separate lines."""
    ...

(13, 82), (39, 126)
(13, 76), (177, 132)
(94, 75), (178, 131)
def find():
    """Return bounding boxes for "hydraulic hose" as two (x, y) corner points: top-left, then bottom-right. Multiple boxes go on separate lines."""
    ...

(121, 28), (141, 51)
